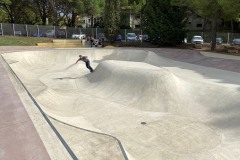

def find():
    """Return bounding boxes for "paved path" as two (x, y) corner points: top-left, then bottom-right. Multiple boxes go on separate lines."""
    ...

(0, 47), (51, 160)
(148, 48), (240, 73)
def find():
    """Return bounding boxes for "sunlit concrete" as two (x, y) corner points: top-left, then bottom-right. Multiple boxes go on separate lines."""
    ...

(2, 48), (240, 160)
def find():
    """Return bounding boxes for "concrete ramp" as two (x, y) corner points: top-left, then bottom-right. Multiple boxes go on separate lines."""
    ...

(2, 49), (240, 160)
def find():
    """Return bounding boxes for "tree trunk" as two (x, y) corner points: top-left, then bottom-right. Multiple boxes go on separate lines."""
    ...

(71, 13), (76, 27)
(231, 20), (234, 33)
(3, 4), (14, 23)
(211, 18), (217, 51)
(91, 15), (94, 27)
(42, 15), (47, 25)
(202, 18), (209, 32)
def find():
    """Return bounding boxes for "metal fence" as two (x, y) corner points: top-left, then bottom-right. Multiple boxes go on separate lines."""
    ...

(0, 23), (144, 41)
(0, 23), (239, 44)
(186, 31), (240, 44)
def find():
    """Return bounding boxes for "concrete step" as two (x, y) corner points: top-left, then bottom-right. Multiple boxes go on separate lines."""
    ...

(37, 43), (86, 48)
(52, 39), (86, 44)
(37, 39), (88, 48)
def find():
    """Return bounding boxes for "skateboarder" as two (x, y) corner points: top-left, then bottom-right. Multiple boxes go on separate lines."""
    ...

(75, 55), (94, 72)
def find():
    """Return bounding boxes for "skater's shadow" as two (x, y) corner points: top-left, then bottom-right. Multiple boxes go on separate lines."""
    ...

(64, 64), (76, 70)
(54, 76), (85, 80)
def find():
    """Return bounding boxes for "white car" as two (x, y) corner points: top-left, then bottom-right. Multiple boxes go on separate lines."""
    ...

(45, 30), (55, 37)
(15, 31), (22, 36)
(126, 33), (137, 42)
(71, 33), (86, 39)
(191, 36), (204, 44)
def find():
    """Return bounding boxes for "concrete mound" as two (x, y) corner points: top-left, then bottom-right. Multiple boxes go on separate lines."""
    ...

(86, 60), (182, 112)
(2, 49), (240, 160)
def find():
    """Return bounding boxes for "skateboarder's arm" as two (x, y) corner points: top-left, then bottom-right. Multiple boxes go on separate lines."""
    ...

(76, 58), (81, 64)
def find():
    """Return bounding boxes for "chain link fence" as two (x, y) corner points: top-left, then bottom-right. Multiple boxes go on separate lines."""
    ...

(1, 23), (239, 44)
(187, 31), (240, 44)
(0, 23), (145, 41)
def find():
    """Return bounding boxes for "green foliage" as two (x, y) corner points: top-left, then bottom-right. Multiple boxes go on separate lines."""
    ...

(129, 0), (146, 14)
(171, 0), (240, 20)
(120, 11), (131, 29)
(55, 0), (84, 27)
(142, 0), (187, 46)
(83, 0), (101, 15)
(18, 6), (41, 24)
(104, 0), (121, 43)
(0, 0), (11, 5)
(0, 0), (42, 24)
(219, 0), (240, 21)
(121, 0), (129, 6)
(0, 9), (8, 22)
(83, 0), (105, 27)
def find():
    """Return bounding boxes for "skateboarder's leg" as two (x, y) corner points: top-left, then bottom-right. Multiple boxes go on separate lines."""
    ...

(85, 61), (94, 72)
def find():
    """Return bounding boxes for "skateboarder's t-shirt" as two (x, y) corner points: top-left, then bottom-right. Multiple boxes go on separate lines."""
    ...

(80, 56), (89, 62)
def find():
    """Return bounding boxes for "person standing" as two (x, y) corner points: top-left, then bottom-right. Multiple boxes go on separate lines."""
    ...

(75, 55), (94, 72)
(90, 36), (94, 47)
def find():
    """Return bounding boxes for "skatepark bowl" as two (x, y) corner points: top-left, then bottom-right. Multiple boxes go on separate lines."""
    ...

(2, 48), (240, 160)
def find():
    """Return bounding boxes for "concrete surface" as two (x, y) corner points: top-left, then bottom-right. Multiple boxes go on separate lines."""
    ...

(1, 48), (240, 160)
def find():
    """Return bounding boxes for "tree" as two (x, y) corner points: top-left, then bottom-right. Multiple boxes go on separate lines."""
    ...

(30, 0), (55, 25)
(171, 0), (240, 50)
(0, 8), (8, 22)
(18, 3), (41, 24)
(55, 0), (84, 27)
(120, 0), (131, 29)
(141, 0), (187, 46)
(83, 0), (105, 27)
(0, 0), (41, 24)
(0, 0), (15, 23)
(129, 0), (146, 14)
(104, 0), (121, 43)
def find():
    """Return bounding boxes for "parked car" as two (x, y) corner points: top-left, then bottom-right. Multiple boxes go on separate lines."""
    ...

(14, 31), (22, 36)
(56, 29), (66, 38)
(216, 38), (223, 44)
(151, 36), (161, 43)
(116, 34), (122, 41)
(126, 33), (137, 42)
(210, 38), (223, 45)
(33, 31), (46, 37)
(72, 33), (86, 39)
(142, 34), (150, 42)
(46, 29), (66, 38)
(191, 35), (204, 44)
(232, 39), (240, 45)
(45, 30), (55, 37)
(97, 33), (106, 41)
(72, 33), (80, 39)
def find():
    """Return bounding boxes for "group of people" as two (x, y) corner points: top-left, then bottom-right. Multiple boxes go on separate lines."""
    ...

(86, 36), (95, 47)
(86, 36), (103, 47)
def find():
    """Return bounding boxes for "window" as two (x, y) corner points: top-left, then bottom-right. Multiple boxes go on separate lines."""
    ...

(135, 25), (140, 28)
(196, 24), (202, 28)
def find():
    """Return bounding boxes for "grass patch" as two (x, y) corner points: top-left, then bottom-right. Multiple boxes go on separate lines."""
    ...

(0, 36), (53, 46)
